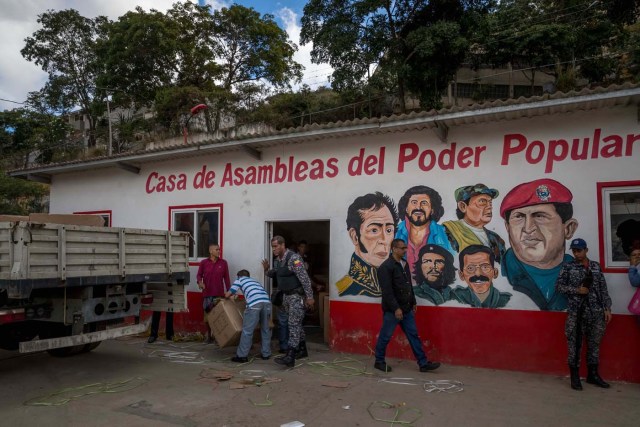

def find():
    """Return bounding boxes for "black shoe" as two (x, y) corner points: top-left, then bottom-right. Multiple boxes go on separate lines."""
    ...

(586, 364), (610, 388)
(147, 336), (157, 343)
(569, 365), (583, 390)
(231, 356), (249, 363)
(260, 354), (271, 360)
(278, 348), (288, 354)
(419, 361), (441, 372)
(166, 336), (174, 342)
(374, 361), (392, 372)
(275, 348), (296, 368)
(295, 341), (308, 359)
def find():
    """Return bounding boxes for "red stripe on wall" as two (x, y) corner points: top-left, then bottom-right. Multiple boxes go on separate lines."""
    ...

(329, 300), (640, 383)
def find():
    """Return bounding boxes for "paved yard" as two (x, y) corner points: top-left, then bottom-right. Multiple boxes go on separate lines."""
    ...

(0, 333), (638, 427)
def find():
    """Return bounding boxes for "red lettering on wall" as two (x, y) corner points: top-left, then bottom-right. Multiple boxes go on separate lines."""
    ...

(294, 161), (309, 181)
(501, 134), (527, 165)
(193, 165), (215, 189)
(500, 128), (636, 173)
(326, 158), (339, 178)
(146, 172), (158, 193)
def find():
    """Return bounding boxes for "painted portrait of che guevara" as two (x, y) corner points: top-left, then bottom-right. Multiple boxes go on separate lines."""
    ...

(500, 179), (578, 311)
(336, 192), (399, 297)
(412, 243), (457, 305)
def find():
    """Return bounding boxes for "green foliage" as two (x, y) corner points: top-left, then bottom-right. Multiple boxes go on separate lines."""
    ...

(0, 169), (48, 215)
(301, 0), (492, 112)
(21, 9), (108, 147)
(0, 108), (71, 168)
(478, 0), (640, 88)
(96, 3), (302, 133)
(154, 86), (211, 133)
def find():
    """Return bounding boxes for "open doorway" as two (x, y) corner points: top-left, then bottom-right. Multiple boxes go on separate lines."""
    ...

(265, 220), (330, 327)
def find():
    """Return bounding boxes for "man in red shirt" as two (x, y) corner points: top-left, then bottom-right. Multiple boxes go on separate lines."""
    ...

(197, 243), (230, 344)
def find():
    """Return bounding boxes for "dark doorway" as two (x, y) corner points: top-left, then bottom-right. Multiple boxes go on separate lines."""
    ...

(266, 220), (330, 327)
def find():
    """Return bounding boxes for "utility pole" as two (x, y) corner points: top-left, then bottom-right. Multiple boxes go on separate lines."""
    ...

(106, 92), (113, 156)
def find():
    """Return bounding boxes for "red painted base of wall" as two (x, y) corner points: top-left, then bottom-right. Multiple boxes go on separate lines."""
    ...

(329, 300), (640, 383)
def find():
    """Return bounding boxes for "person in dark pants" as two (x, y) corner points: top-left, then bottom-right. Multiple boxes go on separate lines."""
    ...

(263, 235), (314, 368)
(374, 238), (440, 373)
(556, 238), (612, 390)
(148, 311), (174, 343)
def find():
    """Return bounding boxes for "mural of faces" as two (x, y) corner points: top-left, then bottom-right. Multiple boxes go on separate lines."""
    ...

(460, 194), (493, 227)
(406, 194), (432, 226)
(349, 205), (395, 268)
(339, 179), (579, 312)
(458, 250), (497, 296)
(505, 204), (577, 269)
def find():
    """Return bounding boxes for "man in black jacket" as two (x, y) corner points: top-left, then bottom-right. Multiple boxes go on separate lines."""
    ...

(373, 238), (440, 373)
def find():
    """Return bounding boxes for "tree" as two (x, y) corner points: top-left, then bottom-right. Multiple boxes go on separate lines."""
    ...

(0, 170), (48, 215)
(21, 9), (108, 147)
(207, 4), (303, 128)
(96, 3), (219, 108)
(301, 1), (490, 112)
(479, 0), (640, 92)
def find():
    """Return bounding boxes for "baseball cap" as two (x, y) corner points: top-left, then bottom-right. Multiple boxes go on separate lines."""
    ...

(454, 184), (499, 203)
(569, 238), (587, 250)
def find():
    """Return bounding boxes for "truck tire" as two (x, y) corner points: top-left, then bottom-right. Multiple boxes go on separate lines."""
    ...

(82, 341), (102, 353)
(38, 323), (85, 357)
(0, 323), (38, 351)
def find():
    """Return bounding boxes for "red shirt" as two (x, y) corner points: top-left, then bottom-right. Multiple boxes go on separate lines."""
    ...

(196, 257), (230, 297)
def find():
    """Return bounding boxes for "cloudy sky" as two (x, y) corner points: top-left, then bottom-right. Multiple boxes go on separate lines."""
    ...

(0, 0), (333, 112)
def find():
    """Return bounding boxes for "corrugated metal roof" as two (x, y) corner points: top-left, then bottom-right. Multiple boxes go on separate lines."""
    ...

(8, 83), (640, 182)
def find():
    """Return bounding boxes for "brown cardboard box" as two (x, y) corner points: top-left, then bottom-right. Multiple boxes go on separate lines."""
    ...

(207, 299), (246, 348)
(317, 292), (328, 329)
(29, 213), (106, 227)
(323, 295), (330, 344)
(0, 215), (29, 222)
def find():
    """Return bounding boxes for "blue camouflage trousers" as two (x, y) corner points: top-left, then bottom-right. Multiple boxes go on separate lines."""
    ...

(566, 302), (606, 366)
(283, 293), (305, 349)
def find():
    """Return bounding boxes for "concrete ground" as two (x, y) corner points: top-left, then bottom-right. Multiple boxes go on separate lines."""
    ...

(0, 329), (638, 427)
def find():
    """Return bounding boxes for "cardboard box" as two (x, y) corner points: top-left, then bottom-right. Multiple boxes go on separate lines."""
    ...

(323, 295), (330, 344)
(317, 292), (328, 329)
(29, 213), (106, 227)
(207, 299), (246, 348)
(0, 215), (29, 222)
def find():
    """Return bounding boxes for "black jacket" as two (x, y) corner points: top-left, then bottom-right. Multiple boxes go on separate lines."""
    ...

(377, 255), (416, 313)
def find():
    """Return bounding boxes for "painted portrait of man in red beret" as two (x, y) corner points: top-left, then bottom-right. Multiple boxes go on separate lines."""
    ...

(500, 179), (579, 311)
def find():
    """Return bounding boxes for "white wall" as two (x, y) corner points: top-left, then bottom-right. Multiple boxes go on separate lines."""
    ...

(49, 105), (640, 313)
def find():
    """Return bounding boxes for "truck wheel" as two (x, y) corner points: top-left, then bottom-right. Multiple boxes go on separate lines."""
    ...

(0, 323), (38, 351)
(82, 341), (102, 353)
(38, 324), (85, 357)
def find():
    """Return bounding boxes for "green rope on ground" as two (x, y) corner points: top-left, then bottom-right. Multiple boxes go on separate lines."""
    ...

(249, 390), (273, 407)
(367, 401), (422, 426)
(23, 377), (148, 406)
(305, 356), (372, 377)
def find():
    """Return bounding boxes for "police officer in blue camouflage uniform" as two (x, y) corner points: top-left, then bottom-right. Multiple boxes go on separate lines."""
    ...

(263, 235), (314, 367)
(556, 238), (612, 391)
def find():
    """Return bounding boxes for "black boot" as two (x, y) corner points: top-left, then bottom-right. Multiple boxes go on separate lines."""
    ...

(295, 340), (308, 359)
(275, 348), (296, 368)
(569, 365), (582, 391)
(586, 364), (610, 388)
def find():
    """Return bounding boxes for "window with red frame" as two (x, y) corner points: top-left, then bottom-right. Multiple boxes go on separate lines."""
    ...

(169, 205), (222, 260)
(597, 181), (640, 272)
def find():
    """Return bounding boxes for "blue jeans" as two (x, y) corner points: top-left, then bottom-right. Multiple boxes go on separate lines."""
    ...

(374, 310), (427, 367)
(277, 306), (289, 350)
(237, 302), (272, 358)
